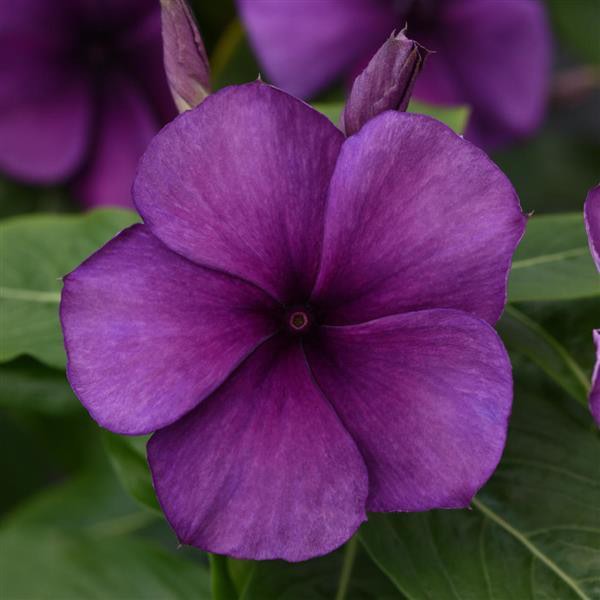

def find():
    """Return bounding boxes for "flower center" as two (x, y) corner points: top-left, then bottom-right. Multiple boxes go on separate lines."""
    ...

(284, 306), (313, 335)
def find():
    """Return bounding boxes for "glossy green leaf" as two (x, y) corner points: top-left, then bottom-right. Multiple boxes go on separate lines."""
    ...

(508, 212), (600, 302)
(0, 209), (138, 368)
(103, 432), (160, 513)
(0, 528), (210, 600)
(497, 305), (590, 406)
(360, 371), (600, 599)
(0, 357), (78, 414)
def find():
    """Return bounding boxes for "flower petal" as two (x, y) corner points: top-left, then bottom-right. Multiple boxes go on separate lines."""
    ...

(584, 184), (600, 272)
(148, 337), (368, 561)
(61, 224), (278, 435)
(134, 82), (344, 302)
(305, 309), (513, 511)
(428, 0), (551, 147)
(74, 74), (159, 208)
(238, 0), (394, 98)
(591, 330), (600, 428)
(312, 111), (526, 325)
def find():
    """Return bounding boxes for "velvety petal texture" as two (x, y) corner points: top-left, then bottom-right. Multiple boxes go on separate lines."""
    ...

(61, 225), (277, 435)
(134, 83), (345, 302)
(584, 185), (600, 271)
(62, 81), (523, 561)
(148, 338), (368, 561)
(238, 0), (394, 98)
(306, 310), (512, 511)
(312, 111), (526, 325)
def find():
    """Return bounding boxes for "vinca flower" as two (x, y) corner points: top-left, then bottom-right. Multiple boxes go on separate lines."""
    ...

(238, 0), (552, 147)
(61, 83), (526, 561)
(0, 0), (175, 207)
(584, 185), (599, 426)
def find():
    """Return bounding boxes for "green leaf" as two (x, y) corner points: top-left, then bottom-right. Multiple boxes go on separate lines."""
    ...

(0, 528), (211, 600)
(408, 100), (470, 135)
(236, 543), (401, 599)
(103, 432), (160, 513)
(360, 371), (600, 599)
(0, 357), (78, 414)
(0, 208), (139, 368)
(508, 212), (600, 303)
(497, 306), (590, 407)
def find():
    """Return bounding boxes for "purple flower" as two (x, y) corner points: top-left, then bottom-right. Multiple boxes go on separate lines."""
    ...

(238, 0), (552, 147)
(584, 185), (600, 426)
(61, 83), (526, 561)
(0, 0), (176, 207)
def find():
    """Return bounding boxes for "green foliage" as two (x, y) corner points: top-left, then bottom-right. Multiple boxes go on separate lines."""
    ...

(0, 209), (138, 368)
(508, 212), (600, 302)
(0, 529), (211, 599)
(497, 306), (589, 406)
(0, 357), (77, 414)
(103, 433), (161, 513)
(547, 0), (600, 64)
(360, 368), (600, 599)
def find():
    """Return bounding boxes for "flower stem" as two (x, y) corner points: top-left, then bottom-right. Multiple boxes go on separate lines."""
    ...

(335, 535), (359, 600)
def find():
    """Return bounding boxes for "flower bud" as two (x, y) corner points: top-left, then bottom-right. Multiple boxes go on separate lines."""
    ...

(342, 30), (428, 136)
(160, 0), (211, 112)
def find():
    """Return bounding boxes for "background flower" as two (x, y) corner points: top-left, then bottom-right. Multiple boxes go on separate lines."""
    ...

(238, 0), (552, 147)
(61, 83), (525, 560)
(0, 0), (175, 207)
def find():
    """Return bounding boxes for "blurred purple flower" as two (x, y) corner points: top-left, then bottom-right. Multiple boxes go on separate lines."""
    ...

(584, 185), (599, 426)
(0, 0), (176, 207)
(61, 83), (526, 560)
(238, 0), (552, 148)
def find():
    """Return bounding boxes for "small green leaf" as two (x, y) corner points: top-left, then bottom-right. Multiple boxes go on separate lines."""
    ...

(497, 305), (590, 407)
(508, 212), (600, 302)
(103, 432), (160, 513)
(360, 369), (600, 599)
(408, 99), (470, 134)
(0, 209), (139, 368)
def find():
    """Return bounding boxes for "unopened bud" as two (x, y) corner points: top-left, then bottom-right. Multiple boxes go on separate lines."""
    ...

(342, 30), (428, 136)
(160, 0), (211, 113)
